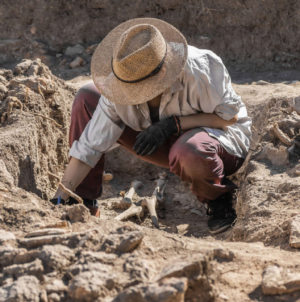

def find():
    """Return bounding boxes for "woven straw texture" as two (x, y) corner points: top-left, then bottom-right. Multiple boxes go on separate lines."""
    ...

(91, 18), (187, 105)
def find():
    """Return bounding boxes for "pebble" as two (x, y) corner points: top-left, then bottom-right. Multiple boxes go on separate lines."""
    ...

(69, 57), (85, 69)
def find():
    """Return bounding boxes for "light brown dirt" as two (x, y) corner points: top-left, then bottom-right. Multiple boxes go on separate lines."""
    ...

(2, 61), (300, 302)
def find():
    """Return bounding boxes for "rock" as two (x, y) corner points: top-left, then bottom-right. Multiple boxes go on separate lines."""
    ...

(102, 230), (144, 254)
(85, 44), (98, 55)
(40, 289), (48, 302)
(257, 144), (289, 166)
(68, 270), (113, 301)
(67, 204), (90, 223)
(65, 44), (85, 56)
(45, 279), (67, 294)
(262, 266), (300, 295)
(156, 253), (211, 282)
(14, 59), (33, 75)
(39, 245), (75, 272)
(68, 261), (114, 278)
(0, 275), (41, 302)
(0, 160), (14, 186)
(0, 230), (16, 244)
(0, 83), (8, 102)
(0, 75), (7, 84)
(47, 292), (60, 302)
(10, 76), (56, 94)
(56, 53), (63, 58)
(289, 215), (300, 248)
(3, 258), (44, 279)
(257, 80), (270, 85)
(77, 250), (117, 265)
(69, 57), (85, 69)
(0, 246), (26, 269)
(213, 249), (235, 261)
(112, 277), (188, 302)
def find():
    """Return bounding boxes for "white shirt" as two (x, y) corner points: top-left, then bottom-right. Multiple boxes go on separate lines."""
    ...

(70, 46), (252, 168)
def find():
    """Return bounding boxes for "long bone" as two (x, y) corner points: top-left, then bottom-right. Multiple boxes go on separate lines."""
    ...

(114, 204), (144, 221)
(114, 181), (143, 209)
(142, 173), (168, 229)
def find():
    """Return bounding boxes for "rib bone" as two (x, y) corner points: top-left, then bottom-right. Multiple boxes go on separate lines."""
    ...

(114, 204), (144, 221)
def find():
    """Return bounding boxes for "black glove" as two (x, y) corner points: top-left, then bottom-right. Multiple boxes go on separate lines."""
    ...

(133, 116), (180, 156)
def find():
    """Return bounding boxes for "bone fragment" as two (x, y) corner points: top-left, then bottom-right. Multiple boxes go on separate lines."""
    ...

(34, 113), (62, 128)
(103, 172), (113, 182)
(25, 228), (69, 238)
(153, 179), (168, 202)
(32, 221), (69, 229)
(58, 182), (83, 204)
(123, 181), (143, 204)
(114, 204), (144, 221)
(142, 196), (159, 229)
(20, 229), (99, 249)
(273, 123), (293, 146)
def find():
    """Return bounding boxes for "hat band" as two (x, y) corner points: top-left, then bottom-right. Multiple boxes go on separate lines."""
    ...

(111, 43), (167, 84)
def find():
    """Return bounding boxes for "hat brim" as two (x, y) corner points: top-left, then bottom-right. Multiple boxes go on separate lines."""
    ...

(91, 18), (188, 105)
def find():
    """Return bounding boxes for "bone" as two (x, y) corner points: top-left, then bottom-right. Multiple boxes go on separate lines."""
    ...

(58, 182), (83, 204)
(114, 181), (143, 209)
(114, 204), (144, 221)
(142, 196), (159, 229)
(34, 114), (62, 128)
(273, 123), (293, 146)
(25, 228), (69, 238)
(32, 221), (69, 229)
(153, 179), (168, 202)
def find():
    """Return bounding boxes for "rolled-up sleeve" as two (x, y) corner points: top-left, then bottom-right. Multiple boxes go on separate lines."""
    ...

(69, 95), (125, 168)
(186, 47), (241, 120)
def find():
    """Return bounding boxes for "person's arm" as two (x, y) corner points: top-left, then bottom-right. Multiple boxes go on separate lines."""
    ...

(52, 96), (124, 201)
(53, 158), (91, 200)
(179, 113), (238, 131)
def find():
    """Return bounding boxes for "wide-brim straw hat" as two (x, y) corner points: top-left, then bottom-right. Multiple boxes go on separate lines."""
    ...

(91, 18), (188, 105)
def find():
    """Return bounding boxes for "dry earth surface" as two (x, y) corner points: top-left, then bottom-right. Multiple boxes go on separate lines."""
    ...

(2, 57), (300, 302)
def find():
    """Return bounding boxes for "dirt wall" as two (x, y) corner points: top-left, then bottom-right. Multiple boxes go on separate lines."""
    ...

(1, 0), (300, 72)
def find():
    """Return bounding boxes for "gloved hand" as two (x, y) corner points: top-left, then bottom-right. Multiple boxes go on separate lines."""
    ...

(133, 116), (179, 156)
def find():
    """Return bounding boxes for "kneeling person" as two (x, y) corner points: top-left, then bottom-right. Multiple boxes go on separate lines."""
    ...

(51, 18), (252, 234)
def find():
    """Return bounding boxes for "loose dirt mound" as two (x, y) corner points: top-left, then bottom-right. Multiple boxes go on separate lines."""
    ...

(0, 59), (75, 199)
(3, 62), (300, 301)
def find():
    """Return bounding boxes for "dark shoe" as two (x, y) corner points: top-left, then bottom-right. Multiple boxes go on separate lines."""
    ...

(207, 192), (237, 235)
(50, 197), (100, 217)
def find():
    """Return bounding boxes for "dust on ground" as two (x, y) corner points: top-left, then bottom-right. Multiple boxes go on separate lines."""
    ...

(2, 60), (300, 302)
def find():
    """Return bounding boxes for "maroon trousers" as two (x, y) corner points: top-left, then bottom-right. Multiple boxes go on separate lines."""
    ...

(70, 83), (244, 203)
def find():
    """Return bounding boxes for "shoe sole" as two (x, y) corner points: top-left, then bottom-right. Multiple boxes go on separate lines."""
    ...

(209, 224), (232, 235)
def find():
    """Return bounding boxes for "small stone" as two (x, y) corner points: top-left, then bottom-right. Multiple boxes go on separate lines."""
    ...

(257, 144), (289, 166)
(68, 270), (113, 301)
(56, 53), (63, 58)
(67, 204), (90, 223)
(257, 80), (270, 85)
(3, 259), (44, 279)
(85, 44), (98, 55)
(213, 249), (235, 261)
(45, 279), (67, 294)
(289, 215), (300, 248)
(48, 292), (60, 302)
(262, 266), (300, 295)
(40, 289), (48, 302)
(112, 277), (188, 302)
(0, 230), (16, 244)
(0, 275), (41, 302)
(69, 57), (85, 69)
(65, 44), (85, 56)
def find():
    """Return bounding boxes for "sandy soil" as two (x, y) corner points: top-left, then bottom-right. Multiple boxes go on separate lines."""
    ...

(1, 60), (300, 302)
